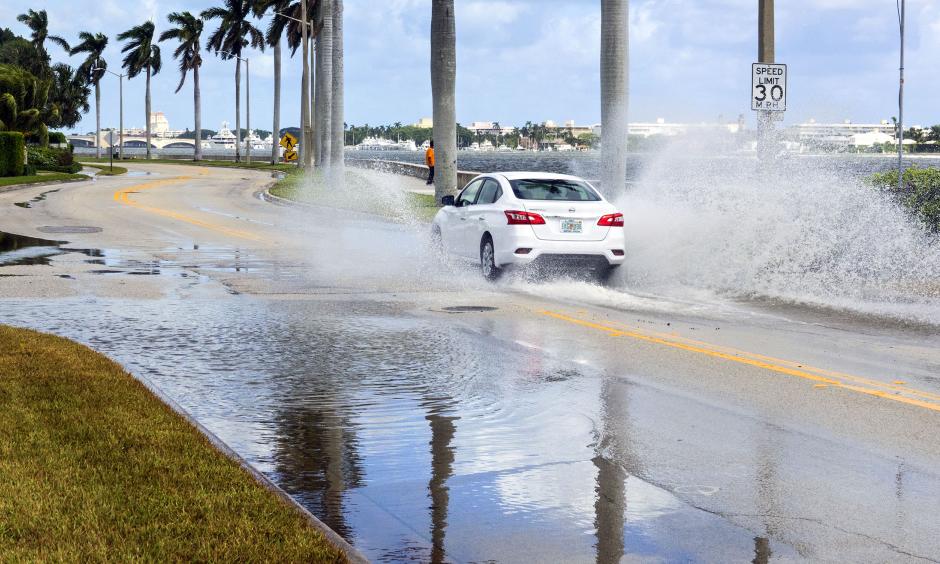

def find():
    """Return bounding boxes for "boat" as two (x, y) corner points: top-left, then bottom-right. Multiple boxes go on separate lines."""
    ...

(211, 122), (237, 149)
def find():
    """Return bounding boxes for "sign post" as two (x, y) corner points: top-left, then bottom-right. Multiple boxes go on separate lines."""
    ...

(108, 130), (114, 173)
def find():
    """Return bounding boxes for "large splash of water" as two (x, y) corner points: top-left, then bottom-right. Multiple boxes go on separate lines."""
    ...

(615, 137), (940, 323)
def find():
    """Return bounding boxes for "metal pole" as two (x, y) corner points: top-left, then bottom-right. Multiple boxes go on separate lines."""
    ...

(246, 57), (251, 165)
(119, 74), (124, 160)
(301, 0), (310, 168)
(898, 0), (905, 192)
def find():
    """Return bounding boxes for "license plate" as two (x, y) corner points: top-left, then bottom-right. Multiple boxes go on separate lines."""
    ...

(561, 219), (582, 233)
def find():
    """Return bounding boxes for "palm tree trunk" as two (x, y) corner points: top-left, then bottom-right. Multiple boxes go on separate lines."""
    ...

(301, 0), (310, 168)
(271, 41), (281, 165)
(600, 0), (629, 194)
(95, 81), (101, 159)
(312, 32), (320, 167)
(431, 0), (457, 203)
(235, 58), (241, 163)
(319, 0), (333, 169)
(145, 65), (152, 160)
(330, 0), (345, 183)
(194, 64), (202, 161)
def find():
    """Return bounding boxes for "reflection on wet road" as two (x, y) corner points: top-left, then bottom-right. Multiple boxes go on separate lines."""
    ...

(2, 163), (940, 562)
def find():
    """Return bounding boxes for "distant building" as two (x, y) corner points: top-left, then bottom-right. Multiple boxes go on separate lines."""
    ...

(148, 112), (185, 138)
(414, 117), (433, 128)
(790, 119), (895, 143)
(466, 121), (516, 135)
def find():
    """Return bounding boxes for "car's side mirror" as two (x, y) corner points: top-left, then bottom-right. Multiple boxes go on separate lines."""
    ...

(441, 195), (455, 207)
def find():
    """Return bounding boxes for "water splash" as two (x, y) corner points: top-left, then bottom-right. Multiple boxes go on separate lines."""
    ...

(615, 136), (940, 324)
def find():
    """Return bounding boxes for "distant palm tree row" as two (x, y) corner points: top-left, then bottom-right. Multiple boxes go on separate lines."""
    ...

(18, 1), (345, 166)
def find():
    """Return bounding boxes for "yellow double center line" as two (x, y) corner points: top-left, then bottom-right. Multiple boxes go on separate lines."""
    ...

(113, 176), (263, 242)
(541, 310), (940, 414)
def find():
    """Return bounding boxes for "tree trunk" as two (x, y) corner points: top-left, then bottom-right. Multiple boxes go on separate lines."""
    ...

(319, 0), (333, 169)
(312, 30), (320, 167)
(330, 0), (345, 183)
(600, 0), (629, 194)
(431, 0), (457, 203)
(194, 64), (202, 161)
(272, 40), (281, 165)
(145, 65), (152, 160)
(235, 58), (241, 162)
(95, 81), (101, 159)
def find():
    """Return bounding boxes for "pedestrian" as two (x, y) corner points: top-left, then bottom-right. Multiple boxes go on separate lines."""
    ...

(425, 140), (435, 185)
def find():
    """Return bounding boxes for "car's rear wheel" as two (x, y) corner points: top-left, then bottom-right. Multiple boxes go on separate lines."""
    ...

(480, 236), (501, 281)
(596, 264), (620, 285)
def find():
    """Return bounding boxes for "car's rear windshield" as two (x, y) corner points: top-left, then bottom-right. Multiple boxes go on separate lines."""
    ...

(509, 179), (601, 201)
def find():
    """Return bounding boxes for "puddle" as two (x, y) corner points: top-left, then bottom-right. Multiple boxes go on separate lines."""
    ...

(126, 171), (152, 177)
(0, 230), (66, 266)
(14, 188), (60, 208)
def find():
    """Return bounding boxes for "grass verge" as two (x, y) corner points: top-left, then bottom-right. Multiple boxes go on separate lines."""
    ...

(270, 168), (439, 222)
(79, 163), (128, 176)
(0, 173), (87, 188)
(78, 156), (296, 173)
(0, 325), (347, 562)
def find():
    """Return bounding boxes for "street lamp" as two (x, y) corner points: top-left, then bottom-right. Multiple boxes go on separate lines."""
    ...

(221, 51), (251, 165)
(91, 63), (125, 161)
(277, 9), (313, 168)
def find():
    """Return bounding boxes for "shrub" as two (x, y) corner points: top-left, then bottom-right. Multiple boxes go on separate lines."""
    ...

(23, 163), (36, 176)
(48, 131), (67, 144)
(0, 131), (25, 177)
(869, 166), (940, 232)
(26, 145), (77, 173)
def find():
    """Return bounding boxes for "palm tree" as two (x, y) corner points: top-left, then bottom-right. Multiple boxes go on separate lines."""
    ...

(430, 0), (457, 203)
(329, 0), (344, 181)
(600, 0), (629, 194)
(16, 9), (70, 52)
(70, 32), (108, 159)
(118, 21), (162, 160)
(253, 0), (292, 165)
(47, 63), (91, 130)
(314, 0), (333, 167)
(202, 0), (265, 163)
(160, 12), (204, 161)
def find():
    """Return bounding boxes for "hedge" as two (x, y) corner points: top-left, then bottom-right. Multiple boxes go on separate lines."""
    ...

(869, 166), (940, 233)
(0, 131), (25, 177)
(27, 144), (79, 173)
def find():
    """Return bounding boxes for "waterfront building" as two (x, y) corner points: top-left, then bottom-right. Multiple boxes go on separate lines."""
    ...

(414, 117), (433, 128)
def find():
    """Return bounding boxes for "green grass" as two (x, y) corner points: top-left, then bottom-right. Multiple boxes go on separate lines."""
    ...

(78, 156), (297, 173)
(0, 172), (87, 188)
(270, 168), (439, 222)
(79, 162), (128, 176)
(0, 325), (347, 562)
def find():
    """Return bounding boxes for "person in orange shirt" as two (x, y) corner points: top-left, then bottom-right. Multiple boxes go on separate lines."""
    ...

(425, 141), (435, 185)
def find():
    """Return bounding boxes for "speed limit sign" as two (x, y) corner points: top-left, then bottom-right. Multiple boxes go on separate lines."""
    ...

(752, 63), (787, 111)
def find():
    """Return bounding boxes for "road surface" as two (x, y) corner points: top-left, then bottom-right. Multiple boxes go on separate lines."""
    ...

(2, 163), (939, 563)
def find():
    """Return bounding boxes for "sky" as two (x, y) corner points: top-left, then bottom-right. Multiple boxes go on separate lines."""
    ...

(3, 0), (938, 134)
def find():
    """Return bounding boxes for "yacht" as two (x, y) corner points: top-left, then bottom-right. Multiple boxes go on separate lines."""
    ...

(211, 122), (237, 149)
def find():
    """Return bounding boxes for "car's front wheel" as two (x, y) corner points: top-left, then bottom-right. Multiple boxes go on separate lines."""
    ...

(480, 236), (501, 281)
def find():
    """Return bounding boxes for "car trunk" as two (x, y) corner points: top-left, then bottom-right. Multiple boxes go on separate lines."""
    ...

(522, 201), (611, 241)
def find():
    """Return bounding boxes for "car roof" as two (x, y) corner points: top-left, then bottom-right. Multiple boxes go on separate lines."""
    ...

(478, 171), (588, 182)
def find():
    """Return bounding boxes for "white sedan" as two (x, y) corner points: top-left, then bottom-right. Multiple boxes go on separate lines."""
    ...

(431, 172), (625, 281)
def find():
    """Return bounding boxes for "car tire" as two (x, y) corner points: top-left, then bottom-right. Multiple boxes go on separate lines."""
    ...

(480, 236), (501, 281)
(596, 264), (620, 285)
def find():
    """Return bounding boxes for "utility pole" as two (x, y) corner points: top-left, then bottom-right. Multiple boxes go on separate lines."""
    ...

(897, 0), (905, 192)
(246, 57), (251, 165)
(757, 0), (774, 159)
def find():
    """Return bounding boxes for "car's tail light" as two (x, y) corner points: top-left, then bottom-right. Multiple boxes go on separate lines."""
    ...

(505, 210), (546, 225)
(612, 249), (625, 256)
(598, 213), (624, 227)
(515, 248), (532, 254)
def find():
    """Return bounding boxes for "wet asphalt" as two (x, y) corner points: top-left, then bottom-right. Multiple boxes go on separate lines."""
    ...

(1, 163), (939, 563)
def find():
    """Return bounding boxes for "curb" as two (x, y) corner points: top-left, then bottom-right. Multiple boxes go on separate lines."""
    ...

(0, 175), (90, 194)
(129, 368), (370, 564)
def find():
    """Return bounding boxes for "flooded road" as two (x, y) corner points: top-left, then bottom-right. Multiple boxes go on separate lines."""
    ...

(2, 163), (940, 562)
